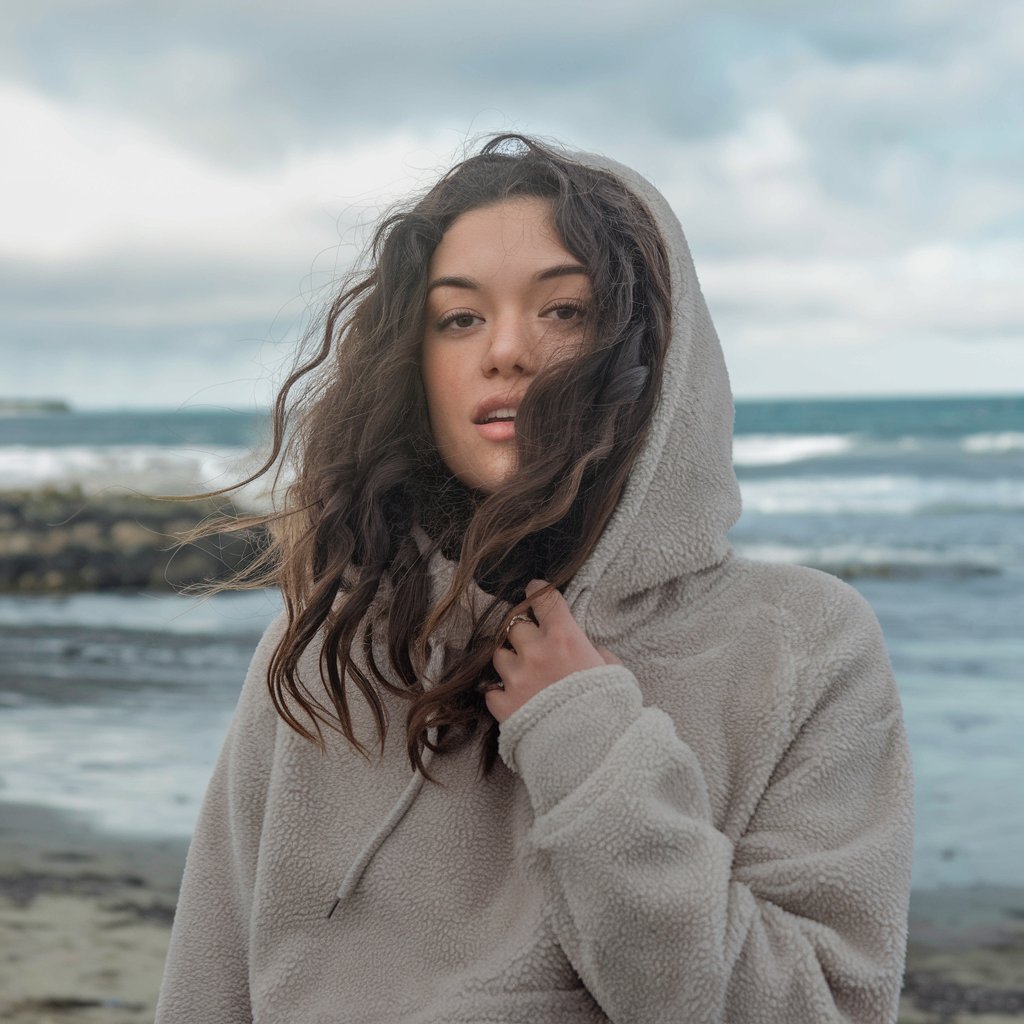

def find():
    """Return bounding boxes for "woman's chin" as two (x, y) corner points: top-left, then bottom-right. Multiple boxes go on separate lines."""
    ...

(454, 454), (516, 496)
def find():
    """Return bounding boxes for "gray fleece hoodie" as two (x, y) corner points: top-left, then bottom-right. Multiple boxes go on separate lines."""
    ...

(155, 147), (915, 1023)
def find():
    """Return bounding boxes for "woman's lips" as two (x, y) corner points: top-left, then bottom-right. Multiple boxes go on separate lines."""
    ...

(474, 420), (516, 441)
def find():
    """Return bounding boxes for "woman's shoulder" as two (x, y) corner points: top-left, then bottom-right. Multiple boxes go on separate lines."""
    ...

(246, 605), (289, 670)
(722, 554), (890, 668)
(725, 554), (879, 614)
(234, 608), (290, 715)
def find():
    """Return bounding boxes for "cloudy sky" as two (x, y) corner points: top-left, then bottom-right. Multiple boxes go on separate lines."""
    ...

(2, 0), (1021, 409)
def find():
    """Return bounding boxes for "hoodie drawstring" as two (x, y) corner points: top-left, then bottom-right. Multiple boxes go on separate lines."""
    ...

(326, 640), (444, 919)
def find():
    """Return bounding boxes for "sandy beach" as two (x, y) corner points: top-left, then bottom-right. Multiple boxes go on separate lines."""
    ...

(0, 801), (1021, 1022)
(0, 803), (186, 1023)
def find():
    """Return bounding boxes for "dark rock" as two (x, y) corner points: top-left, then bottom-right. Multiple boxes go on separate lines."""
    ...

(0, 489), (272, 593)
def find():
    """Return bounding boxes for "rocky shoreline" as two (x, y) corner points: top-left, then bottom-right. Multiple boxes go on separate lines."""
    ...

(0, 489), (270, 593)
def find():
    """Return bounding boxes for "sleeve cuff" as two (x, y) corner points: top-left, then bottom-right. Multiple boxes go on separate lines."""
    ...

(497, 664), (644, 816)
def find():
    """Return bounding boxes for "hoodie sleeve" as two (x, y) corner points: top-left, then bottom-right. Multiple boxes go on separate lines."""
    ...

(154, 612), (286, 1024)
(496, 581), (915, 1024)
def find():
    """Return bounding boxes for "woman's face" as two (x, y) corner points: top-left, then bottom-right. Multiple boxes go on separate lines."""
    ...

(421, 196), (592, 493)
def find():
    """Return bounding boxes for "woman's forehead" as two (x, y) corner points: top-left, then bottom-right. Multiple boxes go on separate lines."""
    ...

(428, 199), (589, 293)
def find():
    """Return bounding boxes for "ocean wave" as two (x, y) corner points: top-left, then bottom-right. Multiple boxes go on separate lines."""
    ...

(733, 541), (1007, 579)
(0, 589), (282, 634)
(739, 474), (1024, 515)
(961, 432), (1024, 454)
(733, 431), (1024, 464)
(0, 444), (274, 508)
(732, 433), (855, 466)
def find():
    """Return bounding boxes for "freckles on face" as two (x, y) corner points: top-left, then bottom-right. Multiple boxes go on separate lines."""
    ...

(419, 196), (592, 493)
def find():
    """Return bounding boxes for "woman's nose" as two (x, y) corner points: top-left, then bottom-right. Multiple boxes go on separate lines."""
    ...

(482, 314), (534, 375)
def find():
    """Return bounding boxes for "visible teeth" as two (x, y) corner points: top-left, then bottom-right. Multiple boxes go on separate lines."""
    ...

(484, 407), (517, 422)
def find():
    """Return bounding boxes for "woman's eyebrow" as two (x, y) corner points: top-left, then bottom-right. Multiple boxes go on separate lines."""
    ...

(426, 264), (590, 295)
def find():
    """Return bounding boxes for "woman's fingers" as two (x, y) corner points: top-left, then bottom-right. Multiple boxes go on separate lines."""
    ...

(487, 590), (625, 723)
(491, 644), (517, 673)
(504, 614), (538, 652)
(523, 578), (566, 628)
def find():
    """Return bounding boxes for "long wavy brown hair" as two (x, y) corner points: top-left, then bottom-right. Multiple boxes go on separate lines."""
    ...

(187, 132), (672, 784)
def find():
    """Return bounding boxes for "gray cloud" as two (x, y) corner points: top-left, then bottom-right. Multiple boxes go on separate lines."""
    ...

(0, 251), (323, 327)
(1, 0), (1020, 405)
(4, 2), (741, 165)
(5, 0), (1019, 214)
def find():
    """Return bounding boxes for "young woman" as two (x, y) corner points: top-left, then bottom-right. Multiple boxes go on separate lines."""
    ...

(155, 133), (915, 1023)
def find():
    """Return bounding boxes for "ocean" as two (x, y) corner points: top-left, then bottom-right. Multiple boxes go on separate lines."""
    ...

(1, 395), (1022, 892)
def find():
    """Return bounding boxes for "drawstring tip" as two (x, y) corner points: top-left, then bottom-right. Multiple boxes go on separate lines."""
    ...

(326, 897), (341, 919)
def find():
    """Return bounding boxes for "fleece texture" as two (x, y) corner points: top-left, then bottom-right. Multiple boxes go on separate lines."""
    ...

(155, 146), (915, 1024)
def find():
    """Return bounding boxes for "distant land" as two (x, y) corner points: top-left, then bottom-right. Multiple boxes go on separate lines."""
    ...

(0, 398), (71, 414)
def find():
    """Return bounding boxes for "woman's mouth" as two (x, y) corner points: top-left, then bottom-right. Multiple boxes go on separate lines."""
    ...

(474, 408), (516, 441)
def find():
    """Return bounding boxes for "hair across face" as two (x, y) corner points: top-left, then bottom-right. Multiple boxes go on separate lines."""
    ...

(421, 197), (594, 493)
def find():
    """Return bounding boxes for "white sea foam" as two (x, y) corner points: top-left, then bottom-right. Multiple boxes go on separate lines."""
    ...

(738, 474), (1024, 515)
(961, 431), (1024, 453)
(732, 433), (854, 466)
(0, 444), (276, 508)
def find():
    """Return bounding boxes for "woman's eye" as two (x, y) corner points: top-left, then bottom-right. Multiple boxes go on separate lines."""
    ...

(436, 303), (586, 331)
(437, 310), (479, 330)
(547, 303), (586, 322)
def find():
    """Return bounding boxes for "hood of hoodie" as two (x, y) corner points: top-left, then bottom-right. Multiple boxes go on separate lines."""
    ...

(413, 144), (743, 666)
(557, 147), (743, 614)
(330, 146), (745, 914)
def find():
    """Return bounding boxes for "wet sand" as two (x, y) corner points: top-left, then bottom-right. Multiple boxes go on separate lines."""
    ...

(1, 800), (1022, 1022)
(0, 803), (186, 1023)
(902, 885), (1024, 1022)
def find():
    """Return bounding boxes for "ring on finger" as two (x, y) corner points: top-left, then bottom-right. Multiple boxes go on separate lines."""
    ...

(503, 610), (536, 643)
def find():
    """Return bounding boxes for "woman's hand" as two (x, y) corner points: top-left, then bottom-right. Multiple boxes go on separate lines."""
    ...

(485, 578), (623, 725)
